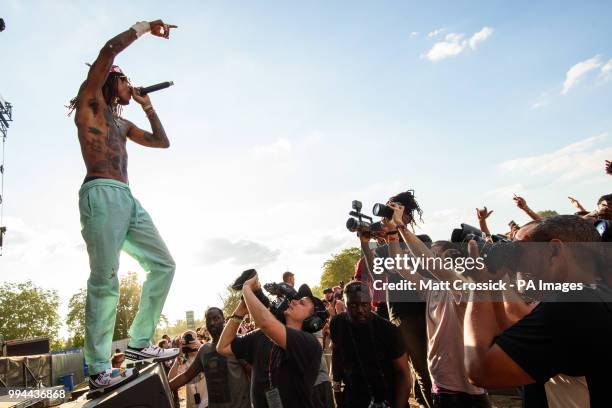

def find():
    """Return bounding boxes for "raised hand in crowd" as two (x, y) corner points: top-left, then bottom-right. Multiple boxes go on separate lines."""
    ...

(513, 194), (542, 221)
(568, 196), (587, 213)
(476, 206), (493, 237)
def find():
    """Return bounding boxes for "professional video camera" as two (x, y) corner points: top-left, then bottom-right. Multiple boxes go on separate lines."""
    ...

(263, 281), (298, 323)
(451, 223), (517, 273)
(231, 269), (328, 333)
(346, 200), (384, 233)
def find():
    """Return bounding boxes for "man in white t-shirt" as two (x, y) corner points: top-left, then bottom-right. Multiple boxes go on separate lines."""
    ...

(385, 203), (490, 407)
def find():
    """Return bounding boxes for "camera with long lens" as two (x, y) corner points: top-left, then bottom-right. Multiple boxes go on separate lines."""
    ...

(263, 282), (298, 324)
(346, 200), (384, 233)
(232, 269), (327, 332)
(372, 203), (394, 219)
(450, 223), (517, 273)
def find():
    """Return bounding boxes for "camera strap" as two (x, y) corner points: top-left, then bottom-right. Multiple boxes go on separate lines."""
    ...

(347, 321), (390, 404)
(267, 343), (282, 390)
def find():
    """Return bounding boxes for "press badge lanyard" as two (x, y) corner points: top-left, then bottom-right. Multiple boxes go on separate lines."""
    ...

(268, 345), (277, 390)
(266, 344), (283, 408)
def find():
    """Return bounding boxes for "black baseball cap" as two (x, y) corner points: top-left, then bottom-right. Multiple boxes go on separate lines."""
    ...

(297, 284), (326, 316)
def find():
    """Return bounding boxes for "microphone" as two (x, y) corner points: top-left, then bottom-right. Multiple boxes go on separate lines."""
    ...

(138, 81), (174, 96)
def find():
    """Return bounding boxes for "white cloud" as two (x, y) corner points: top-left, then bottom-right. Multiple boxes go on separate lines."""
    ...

(530, 91), (550, 110)
(484, 184), (525, 199)
(425, 33), (467, 61)
(427, 28), (445, 38)
(601, 59), (612, 80)
(199, 238), (280, 267)
(469, 27), (494, 49)
(561, 55), (602, 94)
(424, 27), (493, 62)
(253, 138), (292, 156)
(409, 31), (420, 39)
(304, 235), (348, 255)
(499, 133), (612, 181)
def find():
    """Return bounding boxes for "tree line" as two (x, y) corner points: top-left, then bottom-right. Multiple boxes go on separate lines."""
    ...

(1, 248), (362, 351)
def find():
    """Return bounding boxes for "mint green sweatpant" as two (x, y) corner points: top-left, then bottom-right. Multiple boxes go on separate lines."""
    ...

(79, 179), (175, 375)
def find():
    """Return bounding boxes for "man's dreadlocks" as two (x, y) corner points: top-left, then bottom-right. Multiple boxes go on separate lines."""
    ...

(66, 72), (124, 117)
(389, 189), (423, 226)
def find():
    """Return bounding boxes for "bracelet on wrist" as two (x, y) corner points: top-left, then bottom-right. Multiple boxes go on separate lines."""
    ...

(229, 314), (245, 323)
(131, 21), (151, 38)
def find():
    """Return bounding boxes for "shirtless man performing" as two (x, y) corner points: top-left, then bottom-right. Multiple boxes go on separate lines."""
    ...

(69, 19), (179, 390)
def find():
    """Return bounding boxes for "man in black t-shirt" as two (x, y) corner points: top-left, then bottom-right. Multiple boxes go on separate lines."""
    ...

(357, 190), (432, 408)
(169, 307), (251, 408)
(464, 215), (612, 406)
(330, 281), (412, 408)
(217, 272), (325, 408)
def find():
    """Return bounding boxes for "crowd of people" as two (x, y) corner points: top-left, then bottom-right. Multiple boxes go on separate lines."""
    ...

(150, 161), (612, 408)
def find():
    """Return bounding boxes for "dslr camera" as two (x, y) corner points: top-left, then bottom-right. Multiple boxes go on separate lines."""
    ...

(451, 223), (518, 273)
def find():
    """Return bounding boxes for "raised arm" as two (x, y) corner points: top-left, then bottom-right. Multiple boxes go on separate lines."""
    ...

(513, 195), (542, 222)
(387, 203), (463, 284)
(568, 196), (587, 213)
(475, 207), (493, 237)
(217, 299), (248, 357)
(242, 274), (288, 349)
(82, 28), (138, 98)
(78, 20), (176, 107)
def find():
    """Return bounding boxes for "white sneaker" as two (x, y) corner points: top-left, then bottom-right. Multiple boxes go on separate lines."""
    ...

(88, 367), (136, 390)
(125, 345), (179, 362)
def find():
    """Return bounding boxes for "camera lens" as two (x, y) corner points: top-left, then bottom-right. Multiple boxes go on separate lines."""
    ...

(372, 203), (394, 219)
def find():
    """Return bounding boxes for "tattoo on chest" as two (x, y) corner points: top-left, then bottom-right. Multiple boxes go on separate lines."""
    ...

(84, 110), (128, 176)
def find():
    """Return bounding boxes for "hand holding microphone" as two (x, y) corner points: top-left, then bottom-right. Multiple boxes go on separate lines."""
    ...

(131, 81), (174, 109)
(138, 81), (174, 96)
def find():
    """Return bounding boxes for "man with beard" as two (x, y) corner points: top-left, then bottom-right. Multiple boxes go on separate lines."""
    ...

(170, 307), (251, 408)
(330, 281), (412, 408)
(69, 19), (179, 390)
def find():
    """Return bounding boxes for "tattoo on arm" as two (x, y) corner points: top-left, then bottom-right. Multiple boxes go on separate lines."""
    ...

(82, 28), (138, 99)
(145, 110), (170, 147)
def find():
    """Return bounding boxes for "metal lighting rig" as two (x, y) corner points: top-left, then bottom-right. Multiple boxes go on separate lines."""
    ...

(0, 93), (13, 254)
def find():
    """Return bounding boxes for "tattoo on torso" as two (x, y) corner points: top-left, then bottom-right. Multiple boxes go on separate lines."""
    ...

(77, 104), (129, 183)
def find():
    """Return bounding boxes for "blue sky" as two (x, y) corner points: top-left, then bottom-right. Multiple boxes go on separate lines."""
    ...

(1, 0), (611, 333)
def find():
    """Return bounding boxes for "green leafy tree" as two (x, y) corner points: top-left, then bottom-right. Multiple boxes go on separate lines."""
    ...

(310, 285), (323, 299)
(65, 288), (87, 348)
(114, 272), (142, 341)
(0, 281), (61, 347)
(220, 285), (243, 318)
(536, 210), (559, 219)
(319, 247), (362, 290)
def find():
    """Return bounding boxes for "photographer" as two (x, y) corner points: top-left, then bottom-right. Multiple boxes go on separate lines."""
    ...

(357, 190), (432, 408)
(168, 330), (207, 408)
(583, 193), (612, 221)
(216, 273), (324, 408)
(385, 203), (490, 408)
(464, 215), (612, 406)
(330, 281), (412, 408)
(170, 309), (251, 408)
